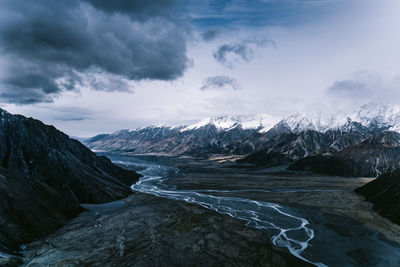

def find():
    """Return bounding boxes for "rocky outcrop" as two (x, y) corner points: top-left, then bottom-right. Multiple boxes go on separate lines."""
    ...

(0, 109), (140, 252)
(356, 168), (400, 224)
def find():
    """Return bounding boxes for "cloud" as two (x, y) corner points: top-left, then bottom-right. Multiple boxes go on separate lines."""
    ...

(80, 71), (134, 92)
(0, 0), (189, 104)
(213, 37), (274, 68)
(323, 71), (400, 112)
(327, 71), (382, 98)
(43, 106), (93, 122)
(200, 75), (242, 91)
(54, 113), (92, 122)
(201, 28), (221, 42)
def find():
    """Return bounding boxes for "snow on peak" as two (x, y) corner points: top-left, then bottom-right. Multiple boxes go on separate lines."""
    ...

(181, 116), (242, 132)
(279, 112), (334, 133)
(180, 114), (279, 132)
(210, 116), (241, 130)
(274, 101), (400, 134)
(128, 123), (179, 132)
(248, 114), (280, 132)
(350, 100), (400, 129)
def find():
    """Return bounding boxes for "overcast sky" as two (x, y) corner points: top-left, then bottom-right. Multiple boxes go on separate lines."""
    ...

(1, 0), (400, 136)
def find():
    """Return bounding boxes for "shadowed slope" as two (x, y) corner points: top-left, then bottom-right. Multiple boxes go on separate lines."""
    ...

(0, 109), (140, 252)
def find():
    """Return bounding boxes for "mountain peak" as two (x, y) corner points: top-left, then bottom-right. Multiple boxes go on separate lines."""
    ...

(350, 100), (400, 130)
(0, 108), (10, 117)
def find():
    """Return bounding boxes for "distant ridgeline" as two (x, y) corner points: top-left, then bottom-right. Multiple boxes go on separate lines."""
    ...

(85, 102), (400, 177)
(0, 109), (140, 255)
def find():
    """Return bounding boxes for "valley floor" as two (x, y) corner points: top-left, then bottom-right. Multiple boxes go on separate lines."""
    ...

(8, 154), (400, 266)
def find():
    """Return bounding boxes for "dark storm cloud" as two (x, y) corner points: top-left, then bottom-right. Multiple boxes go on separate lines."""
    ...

(85, 0), (177, 17)
(213, 38), (274, 68)
(200, 75), (242, 91)
(54, 114), (91, 122)
(184, 0), (333, 28)
(0, 0), (189, 104)
(201, 28), (221, 42)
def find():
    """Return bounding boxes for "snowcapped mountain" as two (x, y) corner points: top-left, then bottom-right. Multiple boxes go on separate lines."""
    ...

(121, 100), (400, 136)
(84, 101), (400, 163)
(123, 114), (279, 133)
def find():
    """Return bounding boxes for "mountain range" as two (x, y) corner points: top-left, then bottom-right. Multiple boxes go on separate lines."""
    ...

(84, 101), (400, 176)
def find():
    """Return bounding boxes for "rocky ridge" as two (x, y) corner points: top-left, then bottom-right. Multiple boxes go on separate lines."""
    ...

(0, 109), (140, 254)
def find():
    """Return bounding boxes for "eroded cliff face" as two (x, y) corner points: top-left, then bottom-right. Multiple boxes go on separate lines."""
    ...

(0, 109), (140, 252)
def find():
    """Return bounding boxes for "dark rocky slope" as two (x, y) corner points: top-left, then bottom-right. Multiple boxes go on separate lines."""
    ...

(240, 120), (386, 168)
(356, 169), (400, 224)
(0, 109), (140, 252)
(238, 130), (332, 166)
(289, 131), (400, 177)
